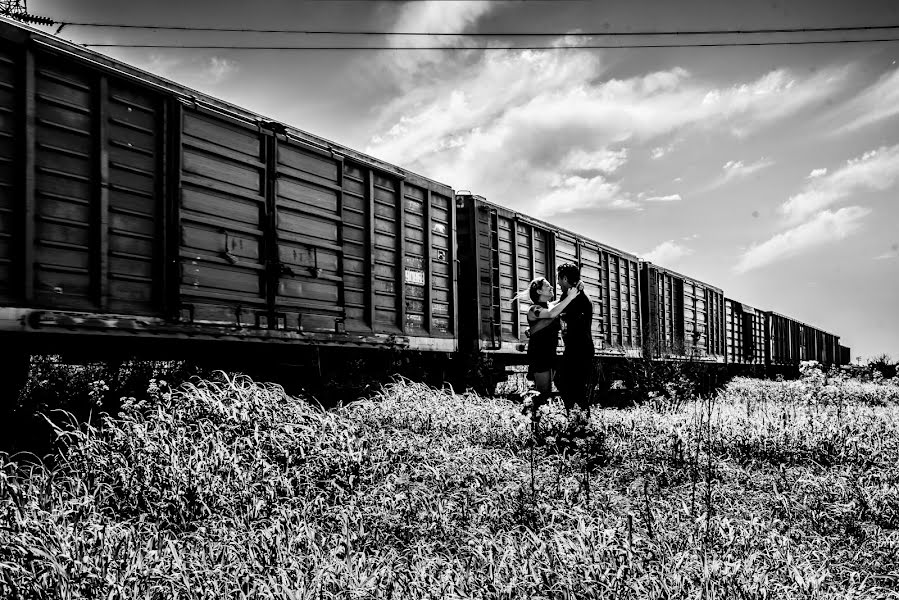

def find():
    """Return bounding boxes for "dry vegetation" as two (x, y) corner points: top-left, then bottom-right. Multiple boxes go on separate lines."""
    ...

(2, 364), (899, 599)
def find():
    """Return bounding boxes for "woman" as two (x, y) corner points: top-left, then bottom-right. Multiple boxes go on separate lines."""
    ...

(515, 277), (582, 400)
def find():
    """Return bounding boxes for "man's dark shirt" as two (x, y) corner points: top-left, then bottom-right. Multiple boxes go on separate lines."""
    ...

(560, 292), (594, 358)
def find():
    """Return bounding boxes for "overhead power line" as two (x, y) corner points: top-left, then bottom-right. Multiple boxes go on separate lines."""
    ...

(78, 38), (899, 50)
(55, 21), (899, 37)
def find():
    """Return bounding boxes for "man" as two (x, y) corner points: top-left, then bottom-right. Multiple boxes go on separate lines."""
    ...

(555, 262), (595, 414)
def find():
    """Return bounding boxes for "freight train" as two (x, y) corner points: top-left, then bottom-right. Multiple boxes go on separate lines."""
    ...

(0, 18), (849, 397)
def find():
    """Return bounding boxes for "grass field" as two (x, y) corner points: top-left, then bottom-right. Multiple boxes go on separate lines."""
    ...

(1, 368), (898, 599)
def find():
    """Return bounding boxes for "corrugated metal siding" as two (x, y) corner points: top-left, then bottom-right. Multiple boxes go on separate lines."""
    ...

(767, 313), (800, 366)
(274, 139), (343, 332)
(6, 51), (165, 315)
(461, 194), (641, 356)
(558, 237), (640, 354)
(178, 108), (268, 324)
(4, 22), (460, 349)
(725, 299), (765, 365)
(105, 81), (162, 314)
(641, 265), (684, 358)
(179, 109), (455, 342)
(341, 169), (455, 341)
(371, 172), (399, 330)
(32, 60), (97, 310)
(496, 212), (516, 339)
(640, 263), (723, 362)
(340, 163), (369, 331)
(839, 345), (851, 365)
(0, 46), (14, 303)
(400, 183), (453, 336)
(475, 205), (497, 346)
(514, 220), (551, 340)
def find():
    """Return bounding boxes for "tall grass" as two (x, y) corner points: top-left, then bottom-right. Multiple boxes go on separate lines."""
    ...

(1, 370), (898, 598)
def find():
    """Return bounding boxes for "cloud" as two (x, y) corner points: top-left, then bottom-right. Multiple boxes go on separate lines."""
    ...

(365, 43), (847, 219)
(137, 53), (237, 86)
(644, 194), (682, 202)
(697, 157), (775, 191)
(734, 207), (870, 273)
(560, 148), (628, 173)
(833, 66), (899, 133)
(781, 144), (899, 223)
(534, 174), (638, 216)
(651, 144), (674, 159)
(722, 157), (775, 181)
(202, 57), (237, 85)
(391, 0), (494, 34)
(807, 168), (828, 179)
(143, 54), (182, 79)
(643, 240), (693, 265)
(381, 1), (497, 75)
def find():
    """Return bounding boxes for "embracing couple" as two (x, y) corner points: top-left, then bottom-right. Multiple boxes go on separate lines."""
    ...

(517, 262), (595, 414)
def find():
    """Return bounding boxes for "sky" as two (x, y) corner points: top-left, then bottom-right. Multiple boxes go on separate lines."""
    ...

(21, 0), (899, 360)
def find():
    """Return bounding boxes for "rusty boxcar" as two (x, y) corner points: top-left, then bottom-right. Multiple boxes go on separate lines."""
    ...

(0, 19), (457, 359)
(455, 193), (642, 364)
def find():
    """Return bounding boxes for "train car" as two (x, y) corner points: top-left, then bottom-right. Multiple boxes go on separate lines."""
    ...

(0, 18), (457, 361)
(724, 297), (766, 366)
(765, 311), (841, 367)
(0, 17), (855, 399)
(639, 262), (725, 362)
(454, 193), (642, 365)
(840, 345), (851, 365)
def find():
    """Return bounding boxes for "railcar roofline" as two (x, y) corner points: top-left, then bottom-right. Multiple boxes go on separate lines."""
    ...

(765, 310), (840, 339)
(455, 193), (641, 263)
(639, 260), (724, 295)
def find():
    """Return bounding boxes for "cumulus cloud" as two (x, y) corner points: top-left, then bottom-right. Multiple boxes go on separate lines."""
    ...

(643, 240), (693, 265)
(808, 167), (828, 178)
(391, 0), (494, 35)
(833, 66), (899, 133)
(734, 207), (870, 273)
(644, 194), (682, 202)
(381, 1), (496, 75)
(365, 38), (847, 218)
(781, 144), (899, 223)
(534, 174), (637, 216)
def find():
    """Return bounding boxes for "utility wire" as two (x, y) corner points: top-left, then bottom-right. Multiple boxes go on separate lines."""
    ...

(55, 21), (899, 37)
(79, 38), (899, 50)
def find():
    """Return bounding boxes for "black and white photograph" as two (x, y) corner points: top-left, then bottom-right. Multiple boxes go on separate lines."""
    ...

(1, 0), (898, 597)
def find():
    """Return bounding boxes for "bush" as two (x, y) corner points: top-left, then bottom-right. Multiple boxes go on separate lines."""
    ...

(3, 357), (208, 456)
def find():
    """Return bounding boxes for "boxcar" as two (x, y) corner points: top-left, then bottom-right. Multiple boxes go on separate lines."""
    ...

(0, 19), (457, 355)
(455, 193), (642, 362)
(724, 298), (766, 366)
(639, 262), (725, 362)
(765, 312), (841, 367)
(840, 345), (851, 365)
